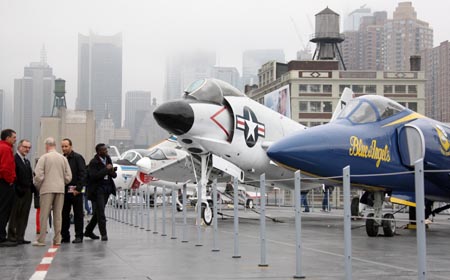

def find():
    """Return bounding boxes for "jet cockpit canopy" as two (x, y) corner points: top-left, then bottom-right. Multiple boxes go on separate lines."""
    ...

(183, 78), (244, 105)
(338, 95), (406, 124)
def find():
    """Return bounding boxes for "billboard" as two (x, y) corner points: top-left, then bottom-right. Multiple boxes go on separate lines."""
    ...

(263, 84), (291, 118)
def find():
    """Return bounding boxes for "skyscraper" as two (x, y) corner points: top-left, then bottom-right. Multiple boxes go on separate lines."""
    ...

(211, 66), (241, 89)
(124, 90), (152, 138)
(344, 5), (372, 31)
(165, 50), (216, 101)
(242, 49), (285, 87)
(14, 59), (54, 146)
(342, 11), (388, 71)
(77, 32), (123, 127)
(342, 2), (431, 72)
(422, 41), (450, 122)
(384, 2), (433, 71)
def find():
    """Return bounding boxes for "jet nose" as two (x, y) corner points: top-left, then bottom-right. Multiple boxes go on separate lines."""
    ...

(267, 128), (333, 175)
(153, 100), (194, 135)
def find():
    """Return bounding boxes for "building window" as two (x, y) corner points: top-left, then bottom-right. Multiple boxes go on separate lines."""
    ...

(395, 85), (406, 93)
(352, 85), (364, 93)
(323, 102), (332, 112)
(310, 84), (321, 93)
(408, 85), (417, 93)
(384, 85), (393, 93)
(340, 85), (351, 93)
(408, 102), (418, 112)
(299, 84), (307, 92)
(323, 84), (332, 93)
(310, 122), (321, 127)
(365, 85), (376, 94)
(310, 101), (321, 112)
(299, 101), (308, 112)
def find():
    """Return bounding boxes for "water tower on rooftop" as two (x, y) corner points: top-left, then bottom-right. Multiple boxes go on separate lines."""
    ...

(310, 7), (346, 70)
(52, 78), (67, 116)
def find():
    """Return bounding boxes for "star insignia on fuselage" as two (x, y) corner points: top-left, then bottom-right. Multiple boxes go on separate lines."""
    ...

(236, 106), (265, 147)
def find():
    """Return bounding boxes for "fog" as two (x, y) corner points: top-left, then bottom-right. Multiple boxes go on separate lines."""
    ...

(1, 0), (448, 110)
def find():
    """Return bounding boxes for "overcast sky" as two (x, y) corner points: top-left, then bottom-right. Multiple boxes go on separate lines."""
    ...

(0, 0), (448, 110)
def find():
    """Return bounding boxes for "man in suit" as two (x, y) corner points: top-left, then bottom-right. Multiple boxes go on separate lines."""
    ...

(0, 129), (17, 247)
(61, 138), (86, 244)
(33, 137), (72, 246)
(8, 139), (35, 244)
(85, 143), (116, 241)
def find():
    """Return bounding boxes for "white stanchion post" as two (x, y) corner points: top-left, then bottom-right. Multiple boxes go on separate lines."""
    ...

(161, 186), (167, 236)
(134, 189), (139, 227)
(259, 173), (268, 267)
(415, 160), (427, 280)
(153, 186), (158, 234)
(146, 189), (151, 231)
(182, 184), (188, 243)
(130, 189), (135, 227)
(140, 189), (144, 229)
(196, 182), (202, 247)
(232, 176), (240, 258)
(293, 170), (304, 279)
(343, 166), (352, 280)
(125, 190), (129, 224)
(212, 179), (219, 252)
(171, 187), (177, 239)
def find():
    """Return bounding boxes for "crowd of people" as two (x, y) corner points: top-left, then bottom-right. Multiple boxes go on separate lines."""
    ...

(0, 128), (116, 247)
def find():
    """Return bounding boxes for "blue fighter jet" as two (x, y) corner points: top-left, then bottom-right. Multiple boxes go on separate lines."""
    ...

(267, 94), (450, 237)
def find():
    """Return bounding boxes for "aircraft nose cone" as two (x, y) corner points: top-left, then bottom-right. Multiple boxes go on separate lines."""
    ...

(267, 128), (331, 174)
(153, 100), (194, 135)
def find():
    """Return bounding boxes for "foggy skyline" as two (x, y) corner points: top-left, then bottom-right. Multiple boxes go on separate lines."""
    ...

(1, 0), (448, 111)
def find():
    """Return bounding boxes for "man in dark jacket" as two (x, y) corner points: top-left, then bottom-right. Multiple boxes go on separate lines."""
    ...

(84, 143), (116, 241)
(61, 138), (86, 244)
(0, 129), (17, 247)
(8, 139), (34, 244)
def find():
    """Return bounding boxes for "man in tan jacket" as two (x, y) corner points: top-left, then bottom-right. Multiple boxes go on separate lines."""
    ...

(33, 137), (72, 246)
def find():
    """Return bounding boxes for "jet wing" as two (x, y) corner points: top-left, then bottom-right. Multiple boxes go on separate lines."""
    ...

(147, 155), (197, 184)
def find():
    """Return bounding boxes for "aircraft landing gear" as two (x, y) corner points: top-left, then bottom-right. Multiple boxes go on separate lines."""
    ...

(201, 203), (213, 225)
(365, 191), (396, 237)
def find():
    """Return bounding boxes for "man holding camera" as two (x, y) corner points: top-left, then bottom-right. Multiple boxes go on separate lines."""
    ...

(84, 143), (117, 241)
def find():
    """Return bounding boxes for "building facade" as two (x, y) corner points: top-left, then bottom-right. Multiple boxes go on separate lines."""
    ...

(384, 2), (433, 71)
(242, 49), (285, 88)
(165, 50), (216, 101)
(76, 32), (123, 128)
(211, 66), (241, 89)
(37, 109), (95, 162)
(422, 41), (450, 122)
(344, 5), (372, 32)
(14, 61), (55, 147)
(124, 90), (152, 139)
(342, 2), (432, 72)
(248, 60), (425, 127)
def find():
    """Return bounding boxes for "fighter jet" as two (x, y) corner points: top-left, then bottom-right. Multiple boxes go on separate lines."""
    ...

(152, 78), (353, 222)
(267, 94), (450, 237)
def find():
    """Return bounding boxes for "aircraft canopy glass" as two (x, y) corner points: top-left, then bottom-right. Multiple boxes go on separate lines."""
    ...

(146, 147), (177, 160)
(184, 78), (244, 104)
(338, 95), (406, 124)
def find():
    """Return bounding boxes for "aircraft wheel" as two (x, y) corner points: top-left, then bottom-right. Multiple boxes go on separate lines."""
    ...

(246, 199), (254, 209)
(365, 213), (379, 237)
(382, 213), (396, 237)
(351, 197), (360, 218)
(202, 204), (213, 226)
(176, 204), (183, 212)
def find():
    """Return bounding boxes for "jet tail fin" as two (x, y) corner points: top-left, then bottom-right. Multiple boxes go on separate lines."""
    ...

(331, 87), (355, 122)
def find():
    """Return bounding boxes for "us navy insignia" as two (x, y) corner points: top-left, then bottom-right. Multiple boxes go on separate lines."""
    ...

(236, 106), (265, 147)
